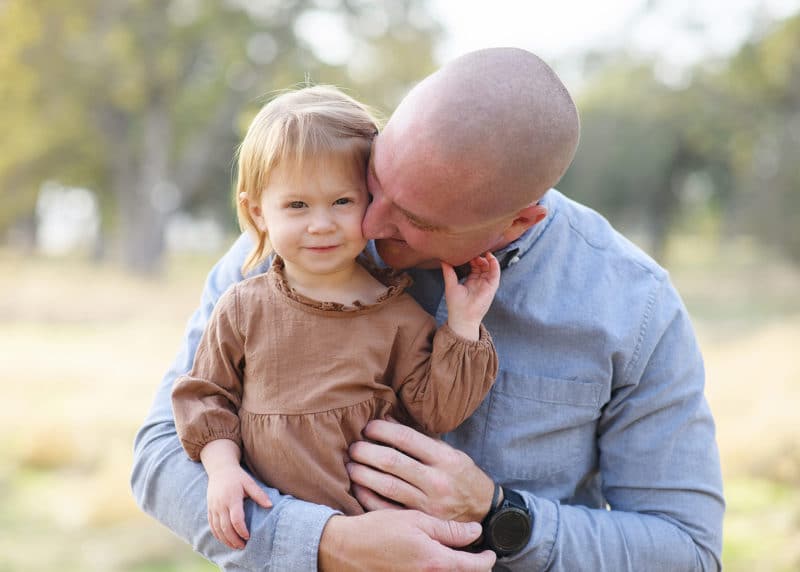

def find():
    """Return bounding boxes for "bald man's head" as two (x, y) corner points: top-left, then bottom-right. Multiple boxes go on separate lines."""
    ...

(363, 48), (580, 269)
(383, 47), (580, 220)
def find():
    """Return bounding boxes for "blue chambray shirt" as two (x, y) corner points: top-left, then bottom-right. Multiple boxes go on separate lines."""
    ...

(132, 189), (724, 571)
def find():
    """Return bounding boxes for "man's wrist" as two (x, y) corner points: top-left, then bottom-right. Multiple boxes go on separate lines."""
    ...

(471, 471), (498, 522)
(482, 481), (503, 522)
(318, 515), (346, 572)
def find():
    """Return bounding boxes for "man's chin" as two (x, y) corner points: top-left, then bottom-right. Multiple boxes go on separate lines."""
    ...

(375, 239), (436, 270)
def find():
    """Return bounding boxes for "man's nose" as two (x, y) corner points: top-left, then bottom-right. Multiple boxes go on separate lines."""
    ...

(362, 195), (397, 239)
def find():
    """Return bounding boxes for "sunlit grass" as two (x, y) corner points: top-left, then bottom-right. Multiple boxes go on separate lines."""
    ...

(722, 478), (800, 572)
(0, 237), (798, 570)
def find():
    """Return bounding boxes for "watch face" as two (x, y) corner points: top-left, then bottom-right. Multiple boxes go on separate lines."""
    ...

(490, 508), (532, 554)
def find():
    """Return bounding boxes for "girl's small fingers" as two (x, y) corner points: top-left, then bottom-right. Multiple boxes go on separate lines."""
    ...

(244, 479), (273, 509)
(441, 261), (458, 290)
(230, 504), (249, 541)
(221, 516), (244, 549)
(210, 511), (226, 546)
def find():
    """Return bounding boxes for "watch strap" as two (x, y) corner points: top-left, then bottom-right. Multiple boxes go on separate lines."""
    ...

(481, 486), (532, 557)
(482, 481), (503, 525)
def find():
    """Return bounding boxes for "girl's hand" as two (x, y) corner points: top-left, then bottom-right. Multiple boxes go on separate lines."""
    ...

(206, 465), (273, 549)
(441, 252), (501, 340)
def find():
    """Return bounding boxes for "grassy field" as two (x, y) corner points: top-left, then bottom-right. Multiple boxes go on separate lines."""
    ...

(0, 235), (798, 571)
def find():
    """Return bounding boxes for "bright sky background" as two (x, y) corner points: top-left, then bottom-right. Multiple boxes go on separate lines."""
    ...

(296, 0), (798, 91)
(430, 0), (799, 87)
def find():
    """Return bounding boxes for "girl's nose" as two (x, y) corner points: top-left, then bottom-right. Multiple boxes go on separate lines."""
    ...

(307, 210), (336, 234)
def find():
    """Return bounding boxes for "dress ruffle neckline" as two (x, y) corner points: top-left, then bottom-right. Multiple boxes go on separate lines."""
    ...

(268, 254), (413, 313)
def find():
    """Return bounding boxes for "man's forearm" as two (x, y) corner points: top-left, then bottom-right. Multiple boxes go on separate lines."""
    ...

(499, 492), (721, 571)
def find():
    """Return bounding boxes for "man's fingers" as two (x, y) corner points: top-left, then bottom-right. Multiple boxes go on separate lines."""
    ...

(351, 482), (404, 511)
(348, 439), (430, 494)
(423, 517), (497, 570)
(425, 517), (483, 547)
(447, 549), (497, 572)
(347, 460), (423, 507)
(361, 419), (443, 465)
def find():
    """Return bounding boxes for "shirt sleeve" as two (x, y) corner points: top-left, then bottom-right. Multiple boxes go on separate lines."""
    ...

(497, 278), (724, 571)
(172, 286), (246, 461)
(394, 321), (499, 434)
(130, 233), (339, 571)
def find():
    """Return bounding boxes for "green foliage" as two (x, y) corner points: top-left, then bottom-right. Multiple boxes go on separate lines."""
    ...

(722, 15), (800, 263)
(0, 0), (440, 272)
(561, 14), (800, 263)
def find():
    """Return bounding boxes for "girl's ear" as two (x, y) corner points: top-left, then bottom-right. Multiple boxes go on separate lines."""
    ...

(242, 193), (267, 232)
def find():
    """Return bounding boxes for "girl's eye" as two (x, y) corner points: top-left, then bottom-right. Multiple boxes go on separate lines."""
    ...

(288, 201), (306, 209)
(333, 197), (351, 206)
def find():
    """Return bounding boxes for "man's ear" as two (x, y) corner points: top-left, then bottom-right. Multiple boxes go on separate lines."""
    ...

(501, 204), (547, 244)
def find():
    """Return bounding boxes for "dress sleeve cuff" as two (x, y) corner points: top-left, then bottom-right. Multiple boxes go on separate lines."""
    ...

(439, 322), (495, 348)
(182, 431), (242, 462)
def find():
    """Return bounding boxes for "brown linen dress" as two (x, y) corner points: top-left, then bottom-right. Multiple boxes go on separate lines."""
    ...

(172, 256), (498, 515)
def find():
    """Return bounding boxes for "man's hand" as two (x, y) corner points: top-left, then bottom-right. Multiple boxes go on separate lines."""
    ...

(319, 510), (496, 572)
(347, 419), (496, 522)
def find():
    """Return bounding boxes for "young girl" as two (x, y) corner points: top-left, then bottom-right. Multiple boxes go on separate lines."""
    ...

(171, 85), (500, 550)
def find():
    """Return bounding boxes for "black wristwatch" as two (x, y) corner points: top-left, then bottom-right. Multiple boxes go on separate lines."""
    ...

(480, 484), (532, 557)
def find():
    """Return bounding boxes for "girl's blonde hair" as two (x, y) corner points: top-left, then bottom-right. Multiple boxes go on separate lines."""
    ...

(236, 85), (381, 275)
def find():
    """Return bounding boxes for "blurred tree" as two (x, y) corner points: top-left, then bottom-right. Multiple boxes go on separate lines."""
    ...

(721, 14), (800, 263)
(0, 0), (440, 274)
(559, 59), (713, 261)
(559, 14), (800, 265)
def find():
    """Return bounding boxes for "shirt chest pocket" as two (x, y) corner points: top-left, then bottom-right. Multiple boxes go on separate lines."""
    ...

(483, 370), (604, 483)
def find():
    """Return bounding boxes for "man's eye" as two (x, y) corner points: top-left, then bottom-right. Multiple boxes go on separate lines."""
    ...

(333, 198), (351, 206)
(408, 218), (435, 231)
(288, 201), (306, 209)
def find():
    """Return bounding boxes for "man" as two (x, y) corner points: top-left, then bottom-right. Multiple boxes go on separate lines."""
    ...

(132, 48), (724, 571)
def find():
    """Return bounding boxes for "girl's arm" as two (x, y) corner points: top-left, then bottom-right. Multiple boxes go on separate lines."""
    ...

(171, 286), (246, 461)
(200, 439), (272, 550)
(394, 253), (501, 434)
(131, 234), (338, 570)
(441, 252), (501, 340)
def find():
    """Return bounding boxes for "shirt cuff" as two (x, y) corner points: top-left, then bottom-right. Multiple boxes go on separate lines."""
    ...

(501, 493), (559, 569)
(271, 499), (340, 571)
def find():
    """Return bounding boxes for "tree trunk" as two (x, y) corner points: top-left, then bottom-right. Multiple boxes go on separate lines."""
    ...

(114, 95), (172, 276)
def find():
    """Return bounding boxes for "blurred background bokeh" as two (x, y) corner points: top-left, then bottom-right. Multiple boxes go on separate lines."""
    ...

(1, 1), (798, 570)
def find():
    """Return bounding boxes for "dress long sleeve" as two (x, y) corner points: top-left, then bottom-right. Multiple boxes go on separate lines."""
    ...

(394, 322), (498, 434)
(172, 286), (246, 460)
